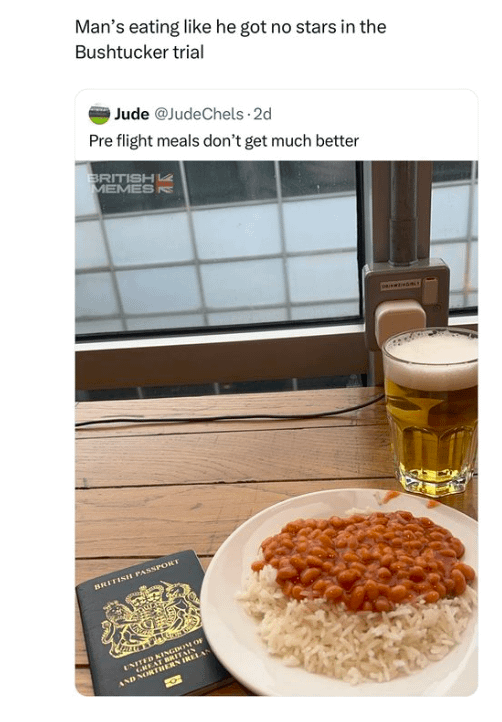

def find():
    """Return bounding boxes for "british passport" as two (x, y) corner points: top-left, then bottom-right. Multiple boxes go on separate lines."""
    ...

(76, 550), (231, 695)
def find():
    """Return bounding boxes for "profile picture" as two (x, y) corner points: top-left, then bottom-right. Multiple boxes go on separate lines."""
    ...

(89, 105), (111, 125)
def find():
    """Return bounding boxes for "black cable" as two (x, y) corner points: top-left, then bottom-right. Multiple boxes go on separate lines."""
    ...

(75, 392), (385, 428)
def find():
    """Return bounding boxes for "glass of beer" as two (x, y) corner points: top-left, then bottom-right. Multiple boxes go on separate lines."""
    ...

(382, 327), (478, 497)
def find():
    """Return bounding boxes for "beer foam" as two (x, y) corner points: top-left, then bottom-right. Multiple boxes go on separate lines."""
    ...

(383, 330), (478, 391)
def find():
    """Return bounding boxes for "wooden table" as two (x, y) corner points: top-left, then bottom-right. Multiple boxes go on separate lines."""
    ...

(75, 386), (477, 696)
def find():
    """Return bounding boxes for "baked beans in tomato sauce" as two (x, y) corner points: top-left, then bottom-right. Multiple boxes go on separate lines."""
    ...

(250, 510), (475, 613)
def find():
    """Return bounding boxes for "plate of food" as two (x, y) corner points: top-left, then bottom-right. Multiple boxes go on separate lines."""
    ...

(200, 488), (477, 696)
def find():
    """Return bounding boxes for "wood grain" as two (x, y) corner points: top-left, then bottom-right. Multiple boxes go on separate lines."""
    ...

(76, 479), (404, 558)
(75, 387), (477, 697)
(76, 424), (393, 489)
(75, 388), (386, 437)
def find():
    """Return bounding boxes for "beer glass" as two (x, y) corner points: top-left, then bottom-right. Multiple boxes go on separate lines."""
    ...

(382, 327), (478, 497)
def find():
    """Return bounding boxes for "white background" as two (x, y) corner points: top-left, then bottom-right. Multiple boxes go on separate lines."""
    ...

(6, 0), (498, 718)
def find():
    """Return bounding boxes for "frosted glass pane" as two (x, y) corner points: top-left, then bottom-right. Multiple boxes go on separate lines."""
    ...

(201, 259), (285, 308)
(105, 212), (192, 265)
(471, 186), (478, 236)
(75, 220), (108, 269)
(75, 164), (99, 217)
(75, 273), (119, 316)
(449, 293), (466, 309)
(450, 288), (477, 310)
(287, 253), (358, 303)
(291, 301), (359, 320)
(283, 197), (357, 252)
(431, 185), (469, 240)
(193, 204), (281, 259)
(208, 308), (287, 325)
(116, 266), (201, 314)
(126, 314), (205, 330)
(185, 160), (276, 205)
(76, 319), (123, 334)
(280, 161), (356, 196)
(430, 242), (467, 293)
(469, 241), (478, 290)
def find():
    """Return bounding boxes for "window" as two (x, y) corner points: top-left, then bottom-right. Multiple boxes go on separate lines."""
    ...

(76, 161), (360, 337)
(431, 161), (478, 310)
(75, 161), (477, 397)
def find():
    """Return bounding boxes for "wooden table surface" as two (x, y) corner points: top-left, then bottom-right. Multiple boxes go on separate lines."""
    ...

(75, 386), (477, 696)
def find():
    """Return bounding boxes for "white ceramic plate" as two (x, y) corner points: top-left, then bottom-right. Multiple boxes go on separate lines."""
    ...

(200, 488), (477, 696)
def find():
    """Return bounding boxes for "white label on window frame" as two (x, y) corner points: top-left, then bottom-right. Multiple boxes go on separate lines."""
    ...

(380, 279), (422, 291)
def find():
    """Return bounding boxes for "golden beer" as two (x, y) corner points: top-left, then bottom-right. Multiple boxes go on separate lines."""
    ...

(382, 328), (478, 497)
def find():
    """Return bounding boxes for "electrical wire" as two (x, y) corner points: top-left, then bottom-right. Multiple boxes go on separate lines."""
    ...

(75, 392), (385, 428)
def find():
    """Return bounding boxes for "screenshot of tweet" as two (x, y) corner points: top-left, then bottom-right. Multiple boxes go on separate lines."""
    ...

(74, 86), (479, 702)
(8, 0), (501, 716)
(57, 2), (498, 717)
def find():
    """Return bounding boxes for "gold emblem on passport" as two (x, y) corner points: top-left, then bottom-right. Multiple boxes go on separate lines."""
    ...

(101, 582), (201, 658)
(164, 674), (183, 689)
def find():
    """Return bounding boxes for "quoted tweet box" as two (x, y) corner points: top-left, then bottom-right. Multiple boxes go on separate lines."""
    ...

(76, 89), (477, 161)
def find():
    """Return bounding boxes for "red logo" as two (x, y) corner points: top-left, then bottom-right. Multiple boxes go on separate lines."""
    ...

(155, 173), (174, 193)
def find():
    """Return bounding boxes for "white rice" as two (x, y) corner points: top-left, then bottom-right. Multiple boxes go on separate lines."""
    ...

(237, 564), (477, 685)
